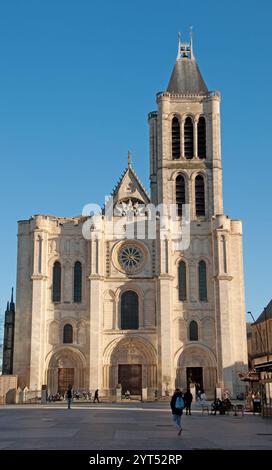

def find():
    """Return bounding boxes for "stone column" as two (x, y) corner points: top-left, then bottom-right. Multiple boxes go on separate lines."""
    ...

(157, 275), (174, 395)
(194, 119), (198, 158)
(212, 227), (234, 396)
(189, 261), (197, 302)
(181, 117), (185, 158)
(29, 230), (48, 390)
(63, 262), (72, 303)
(88, 231), (104, 392)
(211, 95), (223, 214)
(89, 275), (103, 392)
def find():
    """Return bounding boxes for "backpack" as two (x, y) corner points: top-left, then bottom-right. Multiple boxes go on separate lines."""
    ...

(175, 396), (185, 409)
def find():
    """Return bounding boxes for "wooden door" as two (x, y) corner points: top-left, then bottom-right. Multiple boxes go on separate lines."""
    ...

(118, 364), (142, 395)
(58, 368), (74, 395)
(186, 367), (203, 392)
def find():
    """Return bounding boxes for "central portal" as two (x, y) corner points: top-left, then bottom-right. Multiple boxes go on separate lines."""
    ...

(186, 367), (203, 393)
(118, 364), (142, 395)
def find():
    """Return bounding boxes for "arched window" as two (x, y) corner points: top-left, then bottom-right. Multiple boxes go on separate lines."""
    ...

(121, 290), (139, 329)
(63, 324), (73, 343)
(178, 261), (187, 301)
(172, 117), (180, 160)
(52, 261), (61, 302)
(195, 174), (205, 216)
(189, 320), (198, 341)
(197, 116), (206, 158)
(74, 261), (82, 303)
(184, 117), (194, 159)
(176, 174), (185, 217)
(199, 260), (207, 301)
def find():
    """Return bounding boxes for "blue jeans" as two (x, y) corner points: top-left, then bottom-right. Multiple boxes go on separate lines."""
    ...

(172, 414), (182, 429)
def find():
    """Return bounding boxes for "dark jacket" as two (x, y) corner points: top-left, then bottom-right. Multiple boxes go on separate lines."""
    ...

(67, 388), (73, 399)
(184, 391), (193, 405)
(170, 391), (184, 416)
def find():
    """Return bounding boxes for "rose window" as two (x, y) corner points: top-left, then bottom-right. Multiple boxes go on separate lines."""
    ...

(118, 245), (144, 273)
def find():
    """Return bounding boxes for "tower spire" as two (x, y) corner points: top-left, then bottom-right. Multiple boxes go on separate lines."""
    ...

(176, 28), (194, 60)
(128, 150), (132, 168)
(10, 286), (15, 311)
(190, 26), (194, 60)
(167, 28), (207, 94)
(177, 32), (182, 60)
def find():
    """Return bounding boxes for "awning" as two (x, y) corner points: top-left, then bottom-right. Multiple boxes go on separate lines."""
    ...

(238, 372), (260, 382)
(254, 363), (272, 370)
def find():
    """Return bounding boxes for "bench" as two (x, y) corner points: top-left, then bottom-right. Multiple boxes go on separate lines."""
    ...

(233, 404), (244, 416)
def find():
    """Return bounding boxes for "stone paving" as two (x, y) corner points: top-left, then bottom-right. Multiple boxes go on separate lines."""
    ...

(0, 402), (271, 450)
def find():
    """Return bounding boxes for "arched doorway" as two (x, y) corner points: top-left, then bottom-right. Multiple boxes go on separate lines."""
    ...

(46, 347), (87, 395)
(175, 345), (217, 399)
(103, 337), (157, 399)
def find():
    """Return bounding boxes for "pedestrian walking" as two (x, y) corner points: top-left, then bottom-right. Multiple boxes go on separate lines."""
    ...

(93, 389), (100, 403)
(66, 384), (73, 410)
(199, 389), (207, 405)
(184, 389), (193, 415)
(170, 388), (184, 435)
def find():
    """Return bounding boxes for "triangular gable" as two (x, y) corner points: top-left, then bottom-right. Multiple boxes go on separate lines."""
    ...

(111, 165), (150, 208)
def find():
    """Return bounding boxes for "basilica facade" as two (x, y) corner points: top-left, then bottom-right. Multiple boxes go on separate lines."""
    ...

(11, 36), (248, 399)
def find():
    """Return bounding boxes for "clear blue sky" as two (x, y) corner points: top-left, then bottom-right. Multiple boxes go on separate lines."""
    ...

(0, 0), (271, 340)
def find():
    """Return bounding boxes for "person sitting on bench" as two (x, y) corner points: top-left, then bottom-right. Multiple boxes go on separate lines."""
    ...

(211, 398), (225, 415)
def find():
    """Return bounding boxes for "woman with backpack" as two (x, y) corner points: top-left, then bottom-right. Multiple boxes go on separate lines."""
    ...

(170, 388), (184, 435)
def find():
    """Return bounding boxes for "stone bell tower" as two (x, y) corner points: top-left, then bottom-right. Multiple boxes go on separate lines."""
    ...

(149, 30), (223, 218)
(148, 32), (248, 397)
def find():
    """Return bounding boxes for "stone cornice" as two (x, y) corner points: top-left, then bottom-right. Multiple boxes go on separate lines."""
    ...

(157, 274), (174, 280)
(103, 277), (156, 283)
(159, 160), (211, 171)
(31, 275), (48, 281)
(213, 275), (233, 281)
(103, 328), (157, 335)
(156, 90), (220, 101)
(88, 275), (104, 281)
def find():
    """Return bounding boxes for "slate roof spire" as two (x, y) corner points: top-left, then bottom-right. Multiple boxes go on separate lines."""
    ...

(10, 287), (15, 312)
(167, 29), (208, 95)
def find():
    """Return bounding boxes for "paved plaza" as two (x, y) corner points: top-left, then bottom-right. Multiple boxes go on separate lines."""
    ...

(0, 402), (271, 450)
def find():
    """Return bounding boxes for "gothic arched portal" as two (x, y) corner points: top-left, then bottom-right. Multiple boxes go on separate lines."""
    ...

(103, 337), (157, 398)
(46, 347), (87, 395)
(175, 345), (217, 399)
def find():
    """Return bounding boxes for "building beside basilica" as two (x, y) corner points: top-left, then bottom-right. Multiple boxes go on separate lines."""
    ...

(4, 34), (248, 399)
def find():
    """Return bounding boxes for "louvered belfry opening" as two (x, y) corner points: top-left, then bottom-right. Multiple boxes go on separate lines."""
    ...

(195, 174), (205, 216)
(172, 117), (180, 159)
(176, 174), (185, 216)
(184, 117), (194, 159)
(197, 116), (206, 159)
